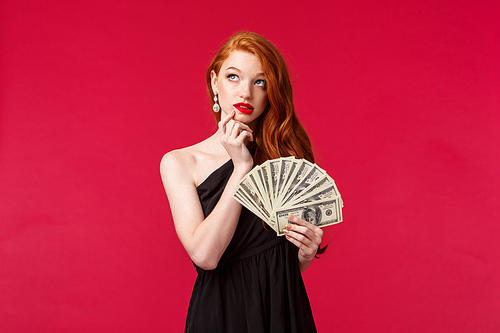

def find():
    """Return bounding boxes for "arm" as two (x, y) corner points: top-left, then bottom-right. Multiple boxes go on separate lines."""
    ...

(283, 215), (324, 273)
(161, 111), (254, 270)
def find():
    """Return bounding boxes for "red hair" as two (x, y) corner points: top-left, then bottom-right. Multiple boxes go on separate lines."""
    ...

(206, 31), (315, 165)
(206, 32), (327, 255)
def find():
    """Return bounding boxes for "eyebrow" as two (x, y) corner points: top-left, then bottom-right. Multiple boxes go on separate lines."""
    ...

(225, 66), (265, 77)
(225, 66), (241, 72)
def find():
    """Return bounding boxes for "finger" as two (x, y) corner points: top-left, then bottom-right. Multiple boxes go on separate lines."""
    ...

(284, 227), (321, 259)
(233, 121), (253, 133)
(224, 119), (237, 138)
(228, 121), (242, 139)
(284, 223), (310, 238)
(222, 120), (245, 145)
(285, 233), (307, 250)
(288, 214), (309, 226)
(288, 214), (323, 233)
(286, 215), (323, 244)
(235, 130), (254, 145)
(285, 231), (318, 260)
(243, 130), (254, 143)
(226, 121), (252, 139)
(286, 215), (314, 236)
(232, 121), (254, 137)
(218, 110), (236, 135)
(287, 225), (323, 248)
(230, 125), (248, 140)
(284, 228), (313, 247)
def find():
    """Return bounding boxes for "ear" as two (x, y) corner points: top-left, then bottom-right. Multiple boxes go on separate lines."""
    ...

(210, 70), (218, 95)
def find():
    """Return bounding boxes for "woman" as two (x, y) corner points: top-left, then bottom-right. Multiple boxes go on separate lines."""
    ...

(161, 31), (324, 332)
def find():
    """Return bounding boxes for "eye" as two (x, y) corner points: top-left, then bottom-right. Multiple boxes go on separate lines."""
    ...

(255, 79), (266, 87)
(227, 74), (238, 81)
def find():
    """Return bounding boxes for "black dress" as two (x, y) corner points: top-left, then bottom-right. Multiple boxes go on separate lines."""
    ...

(185, 159), (317, 333)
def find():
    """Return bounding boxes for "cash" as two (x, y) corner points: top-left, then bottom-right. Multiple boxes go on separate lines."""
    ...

(233, 157), (344, 236)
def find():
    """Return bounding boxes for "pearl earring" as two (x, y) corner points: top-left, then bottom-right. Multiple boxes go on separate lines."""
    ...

(213, 94), (220, 113)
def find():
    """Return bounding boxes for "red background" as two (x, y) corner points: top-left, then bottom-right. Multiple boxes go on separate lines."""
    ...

(1, 0), (499, 332)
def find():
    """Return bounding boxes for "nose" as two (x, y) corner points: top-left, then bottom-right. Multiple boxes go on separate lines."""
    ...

(239, 82), (252, 100)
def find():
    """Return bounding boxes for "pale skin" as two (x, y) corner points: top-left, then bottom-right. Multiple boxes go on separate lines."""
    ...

(160, 50), (323, 272)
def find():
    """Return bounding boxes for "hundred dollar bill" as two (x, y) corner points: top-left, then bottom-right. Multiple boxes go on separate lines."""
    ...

(255, 166), (273, 213)
(269, 159), (281, 202)
(275, 157), (295, 201)
(234, 186), (278, 231)
(279, 164), (325, 206)
(277, 159), (300, 204)
(275, 197), (342, 236)
(277, 159), (314, 207)
(233, 157), (343, 234)
(290, 187), (340, 207)
(283, 174), (338, 207)
(247, 170), (268, 209)
(259, 161), (272, 205)
(233, 190), (268, 223)
(237, 177), (271, 220)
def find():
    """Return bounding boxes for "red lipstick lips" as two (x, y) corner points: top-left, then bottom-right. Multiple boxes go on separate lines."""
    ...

(233, 102), (254, 115)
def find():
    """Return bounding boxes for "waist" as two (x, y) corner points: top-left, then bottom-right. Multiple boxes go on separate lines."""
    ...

(195, 236), (287, 273)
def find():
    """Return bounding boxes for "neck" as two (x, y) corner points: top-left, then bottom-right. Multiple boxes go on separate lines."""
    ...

(248, 118), (260, 132)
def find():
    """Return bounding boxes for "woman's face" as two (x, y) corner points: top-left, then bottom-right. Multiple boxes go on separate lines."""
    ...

(211, 50), (268, 129)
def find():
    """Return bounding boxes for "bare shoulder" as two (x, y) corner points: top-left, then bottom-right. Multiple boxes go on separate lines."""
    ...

(160, 147), (197, 188)
(160, 135), (228, 188)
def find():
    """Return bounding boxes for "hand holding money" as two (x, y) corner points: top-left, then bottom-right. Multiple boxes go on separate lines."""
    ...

(233, 157), (344, 236)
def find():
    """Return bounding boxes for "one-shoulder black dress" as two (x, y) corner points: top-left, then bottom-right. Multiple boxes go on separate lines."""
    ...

(185, 159), (317, 333)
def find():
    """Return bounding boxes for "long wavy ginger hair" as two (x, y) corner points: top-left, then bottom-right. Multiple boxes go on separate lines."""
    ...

(206, 31), (314, 166)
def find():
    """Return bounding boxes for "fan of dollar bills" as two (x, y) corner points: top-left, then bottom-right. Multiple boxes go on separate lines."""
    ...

(233, 157), (343, 236)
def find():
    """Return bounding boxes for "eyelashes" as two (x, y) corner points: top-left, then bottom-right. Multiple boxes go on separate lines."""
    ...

(255, 79), (266, 87)
(226, 74), (266, 87)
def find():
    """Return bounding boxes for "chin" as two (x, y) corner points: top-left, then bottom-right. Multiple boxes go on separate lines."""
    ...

(235, 113), (256, 123)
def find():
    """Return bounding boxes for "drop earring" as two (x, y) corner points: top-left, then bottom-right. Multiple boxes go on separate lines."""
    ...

(213, 94), (220, 113)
